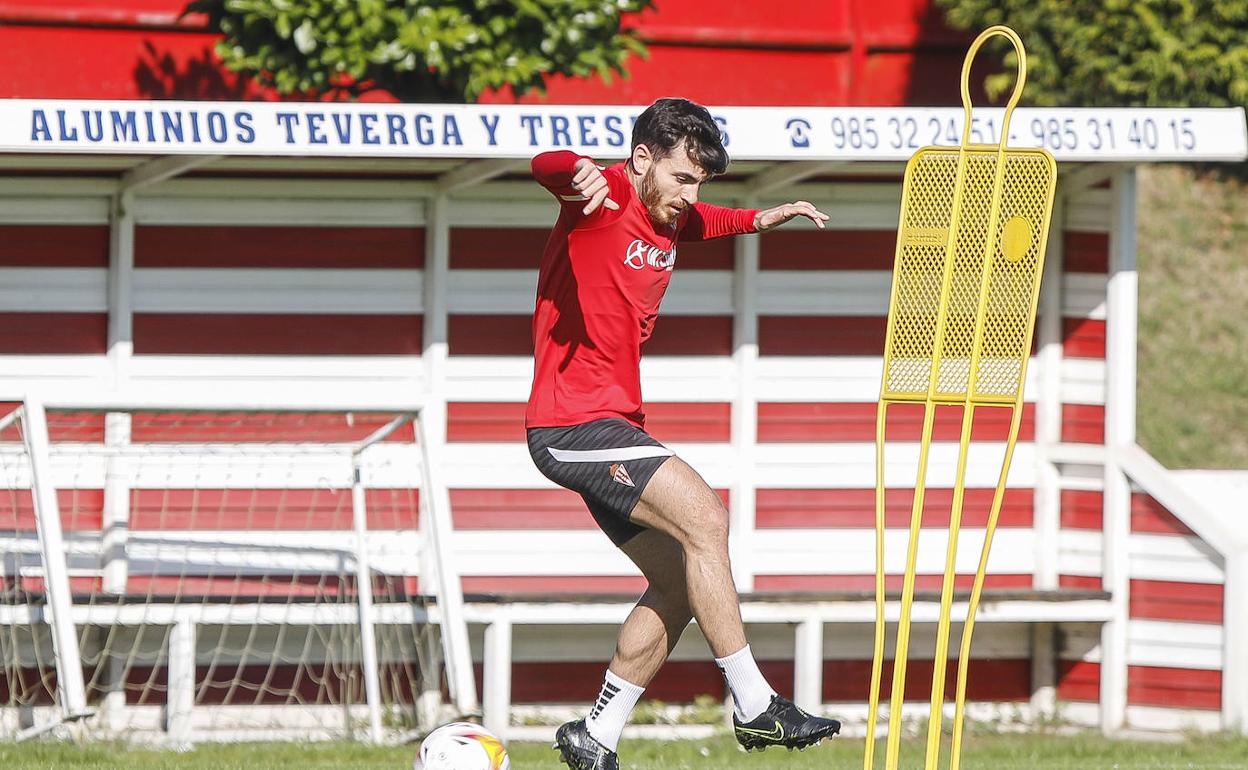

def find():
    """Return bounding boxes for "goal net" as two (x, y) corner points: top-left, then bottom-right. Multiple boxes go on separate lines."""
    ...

(0, 400), (462, 743)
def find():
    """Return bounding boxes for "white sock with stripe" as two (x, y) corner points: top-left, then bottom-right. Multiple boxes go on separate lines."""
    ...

(715, 645), (776, 722)
(585, 669), (645, 752)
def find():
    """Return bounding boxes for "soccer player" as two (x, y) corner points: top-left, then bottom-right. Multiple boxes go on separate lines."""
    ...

(526, 98), (841, 770)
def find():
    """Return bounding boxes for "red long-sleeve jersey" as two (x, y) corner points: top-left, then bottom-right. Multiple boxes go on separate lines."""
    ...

(526, 150), (758, 428)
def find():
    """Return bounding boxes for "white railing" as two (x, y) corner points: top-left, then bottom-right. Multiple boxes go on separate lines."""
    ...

(1117, 447), (1248, 734)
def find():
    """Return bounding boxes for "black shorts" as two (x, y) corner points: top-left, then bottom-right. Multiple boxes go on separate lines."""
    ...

(527, 418), (675, 547)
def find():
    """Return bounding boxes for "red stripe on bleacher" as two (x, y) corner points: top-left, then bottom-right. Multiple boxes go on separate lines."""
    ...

(452, 488), (590, 529)
(128, 489), (418, 530)
(757, 402), (1036, 442)
(461, 575), (648, 594)
(828, 658), (1032, 702)
(445, 402), (527, 442)
(644, 316), (734, 355)
(0, 489), (104, 531)
(1129, 665), (1221, 710)
(759, 230), (898, 270)
(128, 411), (415, 443)
(490, 657), (1031, 704)
(1058, 659), (1100, 702)
(0, 313), (107, 353)
(135, 226), (425, 268)
(753, 574), (1034, 591)
(1062, 403), (1105, 444)
(19, 574), (416, 600)
(1059, 644), (1224, 713)
(645, 402), (732, 441)
(1131, 493), (1195, 537)
(758, 316), (889, 356)
(1059, 574), (1103, 590)
(672, 237), (735, 270)
(448, 314), (532, 355)
(1129, 579), (1223, 624)
(1064, 232), (1109, 274)
(1060, 490), (1102, 530)
(0, 225), (109, 266)
(449, 228), (548, 269)
(1063, 318), (1106, 359)
(755, 487), (1033, 528)
(133, 314), (423, 355)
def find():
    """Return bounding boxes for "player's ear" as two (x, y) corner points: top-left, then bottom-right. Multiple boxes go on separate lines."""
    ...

(629, 143), (652, 176)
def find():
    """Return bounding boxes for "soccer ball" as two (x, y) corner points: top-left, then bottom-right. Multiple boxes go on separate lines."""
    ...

(415, 722), (510, 770)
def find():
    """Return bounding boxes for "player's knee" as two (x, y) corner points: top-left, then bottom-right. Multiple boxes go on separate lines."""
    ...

(682, 505), (729, 553)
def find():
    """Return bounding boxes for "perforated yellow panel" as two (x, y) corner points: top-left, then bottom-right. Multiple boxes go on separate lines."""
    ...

(881, 147), (1055, 403)
(866, 24), (1059, 770)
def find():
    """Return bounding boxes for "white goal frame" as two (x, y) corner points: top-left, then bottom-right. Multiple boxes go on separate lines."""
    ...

(0, 394), (477, 744)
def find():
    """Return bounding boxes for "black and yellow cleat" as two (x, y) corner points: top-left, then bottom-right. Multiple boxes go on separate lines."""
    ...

(553, 719), (619, 770)
(733, 694), (841, 752)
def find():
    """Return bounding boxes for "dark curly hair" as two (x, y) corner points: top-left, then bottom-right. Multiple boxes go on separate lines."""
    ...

(630, 98), (729, 176)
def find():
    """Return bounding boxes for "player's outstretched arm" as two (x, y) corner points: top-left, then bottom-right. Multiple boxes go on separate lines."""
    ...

(753, 201), (830, 232)
(530, 151), (620, 216)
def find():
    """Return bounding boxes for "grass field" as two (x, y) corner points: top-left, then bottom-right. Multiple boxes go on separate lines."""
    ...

(5, 732), (1248, 770)
(1136, 164), (1248, 469)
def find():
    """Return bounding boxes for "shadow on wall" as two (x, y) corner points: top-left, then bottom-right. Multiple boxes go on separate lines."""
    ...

(903, 2), (998, 108)
(133, 41), (254, 100)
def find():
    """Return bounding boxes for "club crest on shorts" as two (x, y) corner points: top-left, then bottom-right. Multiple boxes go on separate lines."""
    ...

(608, 462), (635, 487)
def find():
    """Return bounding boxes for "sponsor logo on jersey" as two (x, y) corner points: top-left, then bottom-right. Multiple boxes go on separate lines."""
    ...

(609, 463), (635, 487)
(624, 239), (676, 271)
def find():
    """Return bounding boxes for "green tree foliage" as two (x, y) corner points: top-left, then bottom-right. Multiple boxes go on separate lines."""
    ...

(936, 0), (1248, 108)
(186, 0), (653, 102)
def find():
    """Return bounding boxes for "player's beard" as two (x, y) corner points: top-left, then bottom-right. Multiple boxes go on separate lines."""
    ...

(638, 166), (673, 228)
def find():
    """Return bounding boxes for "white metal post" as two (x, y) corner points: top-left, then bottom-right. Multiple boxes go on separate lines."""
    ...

(98, 412), (132, 728)
(107, 189), (135, 386)
(351, 455), (385, 743)
(100, 412), (132, 594)
(420, 193), (478, 714)
(1223, 551), (1248, 734)
(482, 619), (512, 739)
(20, 397), (89, 718)
(729, 203), (760, 592)
(793, 615), (824, 712)
(416, 415), (478, 714)
(1033, 193), (1065, 592)
(165, 616), (196, 747)
(1100, 168), (1138, 734)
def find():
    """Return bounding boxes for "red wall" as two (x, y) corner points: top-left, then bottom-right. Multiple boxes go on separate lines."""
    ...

(0, 0), (976, 106)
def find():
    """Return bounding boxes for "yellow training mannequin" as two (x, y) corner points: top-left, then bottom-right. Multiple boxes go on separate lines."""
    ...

(864, 25), (1057, 770)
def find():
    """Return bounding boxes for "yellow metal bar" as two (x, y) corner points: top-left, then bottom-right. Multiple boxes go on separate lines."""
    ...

(884, 399), (937, 770)
(922, 403), (976, 766)
(864, 399), (889, 770)
(926, 31), (1028, 762)
(949, 403), (1025, 770)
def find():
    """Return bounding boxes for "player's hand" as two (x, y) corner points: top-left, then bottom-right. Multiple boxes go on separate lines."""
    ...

(754, 201), (829, 232)
(571, 158), (620, 215)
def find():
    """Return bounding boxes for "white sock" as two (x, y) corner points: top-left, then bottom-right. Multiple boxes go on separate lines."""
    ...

(585, 669), (645, 752)
(715, 645), (776, 722)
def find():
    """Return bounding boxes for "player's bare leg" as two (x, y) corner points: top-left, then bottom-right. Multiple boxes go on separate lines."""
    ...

(556, 530), (690, 770)
(629, 457), (840, 750)
(627, 456), (745, 656)
(613, 529), (693, 683)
